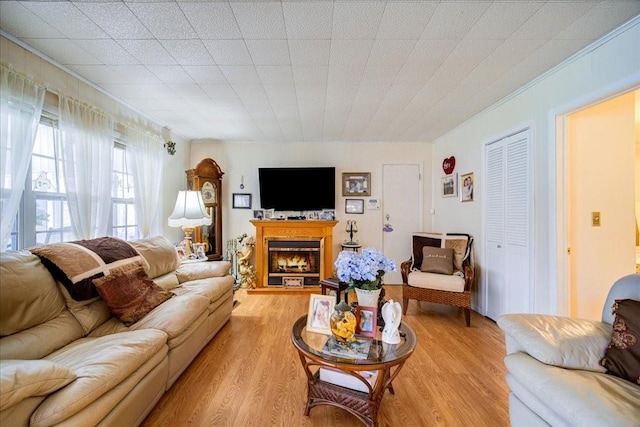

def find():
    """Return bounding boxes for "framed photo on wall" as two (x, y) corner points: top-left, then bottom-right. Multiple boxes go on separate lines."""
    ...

(232, 193), (252, 209)
(345, 199), (364, 214)
(342, 172), (371, 196)
(441, 174), (458, 198)
(460, 172), (474, 202)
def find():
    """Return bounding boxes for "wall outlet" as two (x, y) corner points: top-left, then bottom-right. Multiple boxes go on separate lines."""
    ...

(592, 211), (601, 227)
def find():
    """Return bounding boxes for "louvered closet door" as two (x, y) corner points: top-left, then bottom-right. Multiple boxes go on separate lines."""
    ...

(484, 130), (532, 320)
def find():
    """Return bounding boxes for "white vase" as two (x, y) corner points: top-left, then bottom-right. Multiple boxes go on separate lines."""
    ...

(355, 288), (381, 308)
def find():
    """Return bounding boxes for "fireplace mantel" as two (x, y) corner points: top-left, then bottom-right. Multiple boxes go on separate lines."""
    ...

(250, 220), (338, 292)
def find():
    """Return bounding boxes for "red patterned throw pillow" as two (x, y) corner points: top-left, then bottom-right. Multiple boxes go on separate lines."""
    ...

(93, 262), (173, 326)
(600, 299), (640, 385)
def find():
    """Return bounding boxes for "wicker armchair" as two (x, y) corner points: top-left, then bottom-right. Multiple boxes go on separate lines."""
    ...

(401, 233), (474, 326)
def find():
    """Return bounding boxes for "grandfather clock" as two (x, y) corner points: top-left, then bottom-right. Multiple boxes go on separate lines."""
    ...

(186, 158), (224, 260)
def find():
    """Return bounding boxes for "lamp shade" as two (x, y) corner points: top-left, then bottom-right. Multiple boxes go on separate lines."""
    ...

(168, 191), (212, 227)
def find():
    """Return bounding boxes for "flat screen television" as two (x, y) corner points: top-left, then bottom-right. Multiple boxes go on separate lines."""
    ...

(258, 167), (335, 211)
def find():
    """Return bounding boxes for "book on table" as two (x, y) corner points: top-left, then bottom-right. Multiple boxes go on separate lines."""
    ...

(322, 336), (373, 359)
(318, 367), (379, 393)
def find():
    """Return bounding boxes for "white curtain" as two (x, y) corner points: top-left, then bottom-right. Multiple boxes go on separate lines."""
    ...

(0, 65), (46, 251)
(58, 94), (113, 240)
(124, 126), (164, 238)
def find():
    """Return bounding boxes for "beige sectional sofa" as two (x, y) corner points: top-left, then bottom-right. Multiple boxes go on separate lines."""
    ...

(0, 236), (234, 427)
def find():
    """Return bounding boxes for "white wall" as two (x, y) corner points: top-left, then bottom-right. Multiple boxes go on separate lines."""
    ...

(431, 21), (640, 315)
(191, 141), (433, 264)
(0, 36), (191, 244)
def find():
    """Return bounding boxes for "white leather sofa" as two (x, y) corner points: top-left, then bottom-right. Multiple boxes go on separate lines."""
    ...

(497, 274), (640, 426)
(0, 236), (234, 427)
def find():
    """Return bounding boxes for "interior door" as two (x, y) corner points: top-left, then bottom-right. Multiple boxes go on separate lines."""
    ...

(382, 164), (421, 285)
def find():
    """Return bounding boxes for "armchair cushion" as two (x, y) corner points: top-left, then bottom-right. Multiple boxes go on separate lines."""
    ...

(497, 314), (611, 372)
(410, 233), (470, 273)
(600, 299), (640, 384)
(420, 247), (454, 275)
(407, 271), (465, 292)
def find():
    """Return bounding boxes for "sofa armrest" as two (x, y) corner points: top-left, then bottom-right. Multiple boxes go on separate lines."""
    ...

(0, 360), (76, 411)
(175, 261), (231, 284)
(497, 314), (611, 372)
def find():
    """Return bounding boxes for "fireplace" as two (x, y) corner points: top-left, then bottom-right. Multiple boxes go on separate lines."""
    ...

(267, 239), (322, 286)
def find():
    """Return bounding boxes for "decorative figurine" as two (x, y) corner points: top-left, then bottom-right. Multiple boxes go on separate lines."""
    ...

(381, 299), (402, 344)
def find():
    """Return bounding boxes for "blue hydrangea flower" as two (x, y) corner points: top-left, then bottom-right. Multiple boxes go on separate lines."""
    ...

(334, 248), (397, 291)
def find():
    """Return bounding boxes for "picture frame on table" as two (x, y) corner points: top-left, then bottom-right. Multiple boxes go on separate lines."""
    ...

(355, 306), (377, 338)
(460, 172), (474, 202)
(345, 199), (364, 214)
(253, 209), (264, 219)
(232, 193), (252, 209)
(342, 172), (371, 197)
(193, 243), (207, 260)
(441, 174), (458, 198)
(307, 294), (336, 335)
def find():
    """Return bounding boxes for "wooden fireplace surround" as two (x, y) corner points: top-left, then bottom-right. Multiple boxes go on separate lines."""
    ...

(250, 220), (338, 293)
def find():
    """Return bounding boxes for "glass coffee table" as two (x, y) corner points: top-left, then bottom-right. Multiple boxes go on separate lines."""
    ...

(291, 315), (417, 427)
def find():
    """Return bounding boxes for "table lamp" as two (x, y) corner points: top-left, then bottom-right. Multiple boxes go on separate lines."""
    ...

(168, 190), (212, 257)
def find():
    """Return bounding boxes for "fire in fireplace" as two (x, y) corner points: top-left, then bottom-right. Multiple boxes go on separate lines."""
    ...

(267, 239), (322, 286)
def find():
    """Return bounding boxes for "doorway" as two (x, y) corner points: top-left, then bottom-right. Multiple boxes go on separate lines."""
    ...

(382, 164), (422, 285)
(557, 89), (638, 320)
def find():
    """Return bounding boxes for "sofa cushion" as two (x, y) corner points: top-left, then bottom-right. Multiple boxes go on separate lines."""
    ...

(498, 314), (610, 372)
(0, 360), (76, 411)
(30, 237), (144, 301)
(0, 251), (66, 336)
(175, 261), (231, 283)
(34, 329), (167, 427)
(93, 263), (173, 327)
(420, 247), (454, 275)
(129, 236), (180, 279)
(174, 276), (234, 306)
(600, 299), (640, 384)
(505, 352), (640, 426)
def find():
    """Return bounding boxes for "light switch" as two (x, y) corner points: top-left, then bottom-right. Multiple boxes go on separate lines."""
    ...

(592, 212), (601, 227)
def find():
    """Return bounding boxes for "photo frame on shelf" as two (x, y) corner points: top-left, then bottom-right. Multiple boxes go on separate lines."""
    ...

(232, 193), (252, 209)
(460, 172), (474, 202)
(253, 209), (264, 219)
(320, 209), (336, 220)
(307, 294), (336, 335)
(264, 209), (274, 219)
(342, 172), (371, 197)
(441, 174), (458, 198)
(355, 306), (377, 338)
(345, 199), (364, 214)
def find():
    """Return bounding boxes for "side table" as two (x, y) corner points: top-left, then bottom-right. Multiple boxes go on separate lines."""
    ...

(320, 277), (349, 304)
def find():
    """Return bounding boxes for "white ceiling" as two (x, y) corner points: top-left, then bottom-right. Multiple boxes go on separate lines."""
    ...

(1, 1), (639, 143)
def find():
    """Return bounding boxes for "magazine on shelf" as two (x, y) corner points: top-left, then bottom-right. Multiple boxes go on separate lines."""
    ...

(322, 336), (373, 360)
(318, 367), (379, 393)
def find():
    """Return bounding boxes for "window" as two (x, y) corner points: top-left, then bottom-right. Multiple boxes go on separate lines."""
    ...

(8, 118), (139, 250)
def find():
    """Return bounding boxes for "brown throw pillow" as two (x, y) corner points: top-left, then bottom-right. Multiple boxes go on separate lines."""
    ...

(420, 247), (454, 275)
(600, 299), (640, 385)
(93, 263), (173, 327)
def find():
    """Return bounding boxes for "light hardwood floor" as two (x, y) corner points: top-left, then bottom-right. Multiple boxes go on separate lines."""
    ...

(142, 286), (510, 427)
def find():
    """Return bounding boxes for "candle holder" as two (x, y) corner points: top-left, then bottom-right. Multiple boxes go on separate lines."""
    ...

(345, 220), (358, 245)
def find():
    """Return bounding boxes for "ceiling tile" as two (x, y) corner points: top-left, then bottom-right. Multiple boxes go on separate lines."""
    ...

(555, 1), (640, 40)
(511, 1), (597, 40)
(361, 65), (401, 85)
(67, 65), (126, 85)
(108, 65), (161, 84)
(288, 40), (331, 65)
(180, 2), (243, 39)
(283, 1), (333, 40)
(465, 2), (543, 40)
(367, 40), (416, 66)
(203, 40), (253, 65)
(376, 1), (438, 40)
(263, 84), (297, 103)
(23, 39), (100, 65)
(420, 2), (492, 40)
(246, 40), (291, 65)
(21, 2), (108, 39)
(160, 40), (215, 65)
(183, 66), (228, 85)
(219, 65), (262, 84)
(329, 39), (374, 65)
(200, 84), (238, 99)
(231, 2), (287, 40)
(100, 84), (173, 100)
(75, 2), (152, 40)
(328, 65), (365, 85)
(292, 66), (328, 85)
(296, 85), (327, 100)
(256, 66), (295, 85)
(231, 84), (268, 101)
(168, 84), (209, 99)
(74, 39), (138, 65)
(0, 1), (64, 39)
(147, 66), (195, 84)
(127, 2), (197, 40)
(332, 1), (385, 39)
(117, 40), (177, 65)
